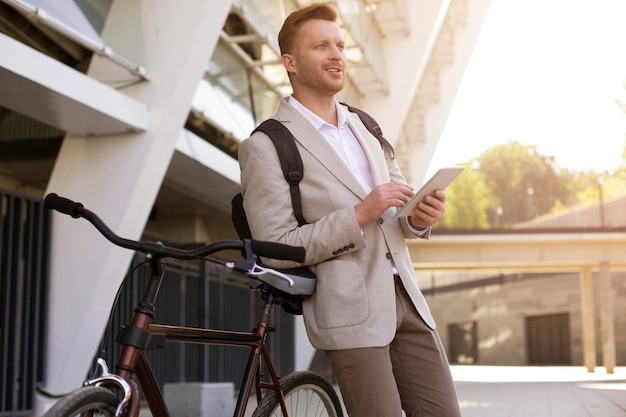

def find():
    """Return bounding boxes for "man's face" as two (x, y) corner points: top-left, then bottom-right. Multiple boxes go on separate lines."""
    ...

(284, 19), (347, 96)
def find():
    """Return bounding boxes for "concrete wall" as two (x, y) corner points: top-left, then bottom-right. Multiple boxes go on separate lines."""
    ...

(425, 271), (626, 366)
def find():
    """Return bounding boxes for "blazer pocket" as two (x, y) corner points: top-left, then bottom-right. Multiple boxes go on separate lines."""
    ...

(314, 259), (368, 329)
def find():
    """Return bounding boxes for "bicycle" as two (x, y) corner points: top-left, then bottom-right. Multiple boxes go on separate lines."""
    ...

(42, 193), (343, 417)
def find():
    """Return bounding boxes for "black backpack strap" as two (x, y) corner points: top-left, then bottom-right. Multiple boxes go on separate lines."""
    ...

(248, 106), (387, 228)
(253, 119), (307, 226)
(340, 102), (395, 158)
(231, 192), (252, 239)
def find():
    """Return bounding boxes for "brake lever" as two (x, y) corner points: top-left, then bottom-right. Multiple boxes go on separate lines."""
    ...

(248, 264), (295, 287)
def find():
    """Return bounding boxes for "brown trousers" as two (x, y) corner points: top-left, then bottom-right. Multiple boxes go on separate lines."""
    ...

(326, 279), (462, 417)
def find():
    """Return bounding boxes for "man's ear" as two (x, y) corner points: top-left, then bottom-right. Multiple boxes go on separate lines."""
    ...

(282, 53), (296, 73)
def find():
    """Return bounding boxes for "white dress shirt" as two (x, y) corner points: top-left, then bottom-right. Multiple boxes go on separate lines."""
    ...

(287, 96), (427, 236)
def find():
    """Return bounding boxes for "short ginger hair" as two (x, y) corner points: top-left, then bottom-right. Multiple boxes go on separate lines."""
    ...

(278, 2), (339, 55)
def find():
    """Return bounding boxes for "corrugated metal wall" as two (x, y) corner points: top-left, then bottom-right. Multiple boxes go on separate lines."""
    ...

(0, 190), (49, 417)
(91, 245), (295, 392)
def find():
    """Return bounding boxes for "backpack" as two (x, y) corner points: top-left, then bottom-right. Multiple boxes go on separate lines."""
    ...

(231, 103), (394, 239)
(230, 104), (393, 314)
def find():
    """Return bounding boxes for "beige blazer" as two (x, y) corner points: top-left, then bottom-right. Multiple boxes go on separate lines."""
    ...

(239, 99), (435, 350)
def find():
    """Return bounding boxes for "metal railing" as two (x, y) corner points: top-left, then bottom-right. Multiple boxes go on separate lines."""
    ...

(93, 240), (296, 391)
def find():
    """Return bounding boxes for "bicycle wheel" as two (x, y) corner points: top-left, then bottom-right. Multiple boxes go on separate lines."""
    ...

(43, 386), (120, 417)
(252, 370), (343, 417)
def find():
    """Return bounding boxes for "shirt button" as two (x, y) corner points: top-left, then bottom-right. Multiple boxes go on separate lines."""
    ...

(386, 252), (392, 260)
(378, 218), (384, 224)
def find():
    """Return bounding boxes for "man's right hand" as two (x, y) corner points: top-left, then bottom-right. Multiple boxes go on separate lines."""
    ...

(355, 182), (414, 226)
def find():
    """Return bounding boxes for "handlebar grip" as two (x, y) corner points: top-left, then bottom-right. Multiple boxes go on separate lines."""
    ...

(44, 193), (84, 218)
(250, 240), (305, 263)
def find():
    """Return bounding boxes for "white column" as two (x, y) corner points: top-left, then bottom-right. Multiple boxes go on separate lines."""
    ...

(38, 0), (232, 409)
(579, 266), (596, 372)
(361, 0), (492, 184)
(598, 261), (616, 374)
(294, 316), (316, 371)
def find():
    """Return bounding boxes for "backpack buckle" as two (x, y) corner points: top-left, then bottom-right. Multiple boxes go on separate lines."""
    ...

(288, 171), (301, 184)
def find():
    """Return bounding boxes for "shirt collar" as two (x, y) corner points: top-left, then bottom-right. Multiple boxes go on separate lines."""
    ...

(287, 96), (348, 130)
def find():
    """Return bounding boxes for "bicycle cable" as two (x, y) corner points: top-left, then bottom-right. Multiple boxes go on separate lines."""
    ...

(89, 257), (150, 379)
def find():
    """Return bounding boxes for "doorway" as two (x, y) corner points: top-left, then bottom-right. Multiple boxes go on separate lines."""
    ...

(526, 313), (571, 365)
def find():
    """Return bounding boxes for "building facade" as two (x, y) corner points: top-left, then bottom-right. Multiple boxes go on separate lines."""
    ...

(413, 198), (626, 369)
(426, 268), (626, 367)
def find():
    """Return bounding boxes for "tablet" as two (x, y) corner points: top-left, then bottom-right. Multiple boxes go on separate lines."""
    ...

(395, 166), (465, 217)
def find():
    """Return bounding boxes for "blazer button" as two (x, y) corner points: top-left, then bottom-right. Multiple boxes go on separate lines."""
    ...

(349, 243), (355, 248)
(386, 252), (392, 260)
(378, 218), (384, 224)
(343, 245), (350, 251)
(333, 251), (339, 256)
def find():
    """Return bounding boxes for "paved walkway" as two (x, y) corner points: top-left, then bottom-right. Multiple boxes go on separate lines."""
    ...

(159, 365), (626, 417)
(452, 366), (626, 417)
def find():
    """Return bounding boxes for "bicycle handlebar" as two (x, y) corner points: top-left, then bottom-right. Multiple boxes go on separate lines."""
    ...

(44, 193), (305, 263)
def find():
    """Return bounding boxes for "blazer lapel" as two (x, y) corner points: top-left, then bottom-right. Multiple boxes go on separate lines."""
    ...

(275, 99), (369, 200)
(344, 109), (390, 187)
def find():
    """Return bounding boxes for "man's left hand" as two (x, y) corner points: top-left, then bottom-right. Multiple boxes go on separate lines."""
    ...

(409, 190), (446, 228)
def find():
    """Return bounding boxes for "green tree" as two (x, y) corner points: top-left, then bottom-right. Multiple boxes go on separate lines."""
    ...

(437, 140), (626, 230)
(436, 162), (493, 229)
(475, 142), (569, 227)
(569, 168), (626, 209)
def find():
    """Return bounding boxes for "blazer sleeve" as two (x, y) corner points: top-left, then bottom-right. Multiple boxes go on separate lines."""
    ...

(239, 131), (367, 269)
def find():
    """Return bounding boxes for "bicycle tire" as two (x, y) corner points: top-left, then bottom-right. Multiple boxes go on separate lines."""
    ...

(252, 370), (343, 417)
(43, 386), (120, 417)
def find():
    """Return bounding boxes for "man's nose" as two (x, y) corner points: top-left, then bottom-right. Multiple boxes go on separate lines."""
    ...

(329, 45), (343, 59)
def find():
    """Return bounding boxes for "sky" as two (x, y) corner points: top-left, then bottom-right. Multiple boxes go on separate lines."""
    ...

(428, 0), (626, 176)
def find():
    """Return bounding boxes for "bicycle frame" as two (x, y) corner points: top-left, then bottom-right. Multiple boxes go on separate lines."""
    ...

(94, 256), (290, 417)
(43, 194), (310, 417)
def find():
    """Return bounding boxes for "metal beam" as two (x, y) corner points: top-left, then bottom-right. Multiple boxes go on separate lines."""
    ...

(0, 33), (149, 136)
(408, 232), (626, 271)
(0, 0), (149, 79)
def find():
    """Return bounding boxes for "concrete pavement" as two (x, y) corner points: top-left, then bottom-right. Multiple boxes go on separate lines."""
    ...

(158, 365), (626, 417)
(452, 366), (626, 417)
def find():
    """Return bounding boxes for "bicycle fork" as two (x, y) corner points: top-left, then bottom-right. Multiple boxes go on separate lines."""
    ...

(85, 257), (168, 417)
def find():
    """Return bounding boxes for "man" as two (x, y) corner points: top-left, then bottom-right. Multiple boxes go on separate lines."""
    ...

(238, 3), (461, 416)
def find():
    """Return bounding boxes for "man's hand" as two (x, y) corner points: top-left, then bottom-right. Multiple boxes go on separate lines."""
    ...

(408, 190), (446, 228)
(355, 182), (414, 226)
